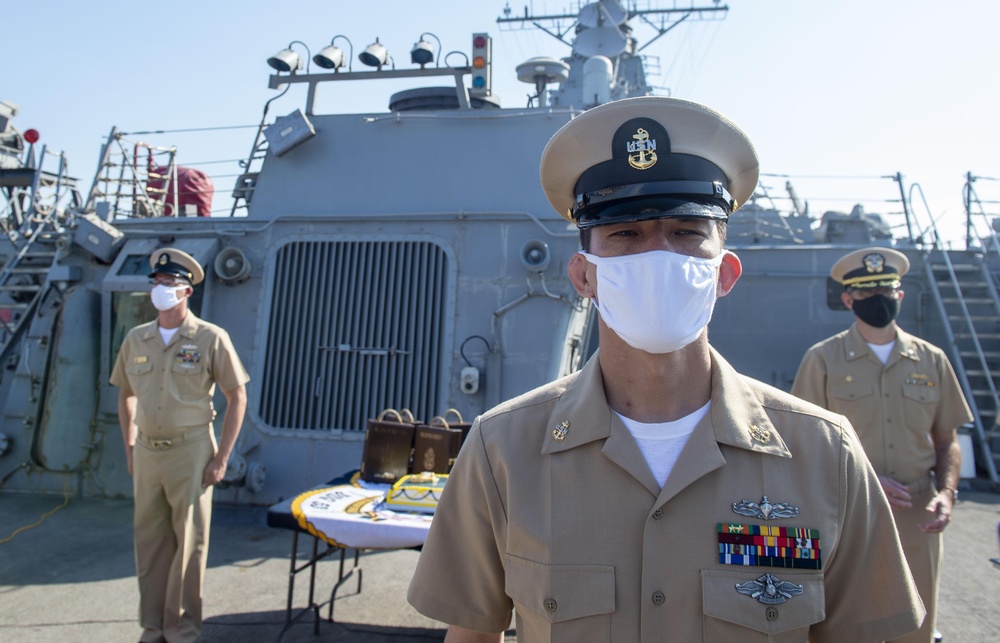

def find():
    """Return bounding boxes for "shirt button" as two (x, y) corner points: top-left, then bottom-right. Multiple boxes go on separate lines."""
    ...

(652, 508), (664, 520)
(652, 591), (665, 605)
(766, 607), (779, 621)
(544, 598), (557, 612)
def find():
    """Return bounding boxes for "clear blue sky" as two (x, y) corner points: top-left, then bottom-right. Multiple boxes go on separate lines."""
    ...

(5, 0), (998, 244)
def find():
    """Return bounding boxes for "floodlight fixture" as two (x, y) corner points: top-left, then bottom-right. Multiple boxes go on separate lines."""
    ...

(314, 35), (353, 72)
(267, 40), (311, 74)
(410, 32), (441, 68)
(359, 38), (391, 70)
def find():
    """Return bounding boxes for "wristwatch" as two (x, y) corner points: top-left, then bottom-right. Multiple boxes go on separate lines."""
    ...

(940, 487), (958, 501)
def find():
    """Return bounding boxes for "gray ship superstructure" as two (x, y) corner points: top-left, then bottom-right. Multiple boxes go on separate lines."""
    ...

(1, 1), (997, 507)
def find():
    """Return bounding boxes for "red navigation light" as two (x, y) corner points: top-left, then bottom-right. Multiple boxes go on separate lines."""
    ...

(23, 129), (40, 144)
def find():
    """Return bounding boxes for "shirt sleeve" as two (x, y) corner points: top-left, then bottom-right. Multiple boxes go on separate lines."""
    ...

(407, 420), (513, 633)
(932, 352), (974, 434)
(109, 337), (132, 391)
(209, 328), (250, 392)
(809, 415), (925, 642)
(790, 347), (828, 407)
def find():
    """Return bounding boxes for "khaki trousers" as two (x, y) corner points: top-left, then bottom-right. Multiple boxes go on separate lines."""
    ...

(887, 480), (942, 643)
(133, 428), (216, 643)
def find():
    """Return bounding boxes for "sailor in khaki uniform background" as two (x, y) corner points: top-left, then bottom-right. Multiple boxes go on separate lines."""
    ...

(110, 248), (249, 643)
(792, 247), (972, 643)
(408, 97), (924, 642)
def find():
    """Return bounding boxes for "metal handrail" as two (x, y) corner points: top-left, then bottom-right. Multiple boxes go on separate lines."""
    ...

(907, 179), (1000, 484)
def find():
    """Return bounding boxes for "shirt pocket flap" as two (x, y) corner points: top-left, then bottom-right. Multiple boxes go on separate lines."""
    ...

(702, 569), (825, 634)
(172, 361), (205, 374)
(505, 553), (615, 623)
(902, 383), (940, 404)
(126, 361), (153, 375)
(829, 380), (874, 402)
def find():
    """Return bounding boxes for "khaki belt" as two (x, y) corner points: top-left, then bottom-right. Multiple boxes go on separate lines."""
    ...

(137, 426), (209, 450)
(905, 474), (933, 494)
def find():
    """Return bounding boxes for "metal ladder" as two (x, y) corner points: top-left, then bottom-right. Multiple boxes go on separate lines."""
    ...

(925, 253), (1000, 485)
(85, 128), (178, 218)
(0, 144), (73, 368)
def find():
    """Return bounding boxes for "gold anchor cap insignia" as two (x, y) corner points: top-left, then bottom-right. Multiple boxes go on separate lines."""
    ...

(626, 127), (657, 170)
(552, 420), (570, 442)
(863, 252), (885, 273)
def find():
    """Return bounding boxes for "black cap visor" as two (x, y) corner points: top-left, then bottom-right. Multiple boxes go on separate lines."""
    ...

(148, 262), (193, 284)
(574, 192), (730, 228)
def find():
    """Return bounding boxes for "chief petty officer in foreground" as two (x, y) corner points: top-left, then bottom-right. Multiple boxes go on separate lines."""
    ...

(408, 97), (925, 642)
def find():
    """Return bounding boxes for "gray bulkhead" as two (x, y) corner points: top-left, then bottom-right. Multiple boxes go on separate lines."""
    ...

(19, 106), (589, 504)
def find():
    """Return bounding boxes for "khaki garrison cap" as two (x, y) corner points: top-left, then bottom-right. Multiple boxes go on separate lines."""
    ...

(540, 96), (759, 228)
(830, 247), (909, 289)
(148, 247), (205, 285)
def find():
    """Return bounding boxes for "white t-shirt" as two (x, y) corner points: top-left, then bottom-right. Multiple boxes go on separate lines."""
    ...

(616, 401), (710, 488)
(868, 340), (896, 364)
(159, 326), (180, 345)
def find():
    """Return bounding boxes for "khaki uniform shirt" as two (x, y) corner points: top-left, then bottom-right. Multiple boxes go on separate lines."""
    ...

(110, 312), (250, 437)
(408, 349), (923, 643)
(791, 325), (972, 484)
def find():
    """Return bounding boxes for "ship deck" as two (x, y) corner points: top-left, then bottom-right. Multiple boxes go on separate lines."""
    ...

(1, 484), (998, 642)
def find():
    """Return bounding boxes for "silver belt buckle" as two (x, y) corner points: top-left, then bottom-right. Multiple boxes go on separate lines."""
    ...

(150, 438), (172, 450)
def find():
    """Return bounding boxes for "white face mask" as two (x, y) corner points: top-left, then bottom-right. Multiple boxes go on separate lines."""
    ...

(580, 250), (724, 354)
(150, 284), (186, 311)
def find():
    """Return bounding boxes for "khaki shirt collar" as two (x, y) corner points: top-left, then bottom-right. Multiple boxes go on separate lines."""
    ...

(138, 311), (201, 346)
(845, 323), (920, 365)
(542, 347), (791, 461)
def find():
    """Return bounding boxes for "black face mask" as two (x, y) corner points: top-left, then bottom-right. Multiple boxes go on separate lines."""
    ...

(851, 294), (899, 328)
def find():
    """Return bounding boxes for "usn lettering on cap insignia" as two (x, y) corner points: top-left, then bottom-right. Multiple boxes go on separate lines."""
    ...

(748, 425), (771, 444)
(626, 128), (657, 170)
(158, 253), (170, 266)
(717, 523), (822, 570)
(735, 573), (804, 605)
(863, 252), (885, 274)
(733, 496), (799, 520)
(552, 420), (569, 442)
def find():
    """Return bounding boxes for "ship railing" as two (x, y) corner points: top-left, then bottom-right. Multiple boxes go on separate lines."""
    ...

(0, 144), (79, 241)
(961, 172), (1000, 257)
(0, 142), (77, 365)
(907, 178), (1000, 486)
(85, 131), (181, 220)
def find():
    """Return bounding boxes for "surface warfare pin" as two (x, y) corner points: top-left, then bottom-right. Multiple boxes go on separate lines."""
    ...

(733, 496), (799, 520)
(735, 573), (803, 605)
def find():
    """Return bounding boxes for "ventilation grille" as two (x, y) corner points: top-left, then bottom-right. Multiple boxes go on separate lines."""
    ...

(259, 240), (448, 431)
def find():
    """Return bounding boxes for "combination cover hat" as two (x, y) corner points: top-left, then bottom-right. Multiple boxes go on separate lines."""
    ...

(830, 246), (909, 289)
(540, 96), (759, 228)
(148, 247), (205, 285)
